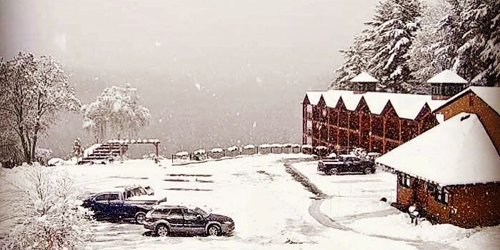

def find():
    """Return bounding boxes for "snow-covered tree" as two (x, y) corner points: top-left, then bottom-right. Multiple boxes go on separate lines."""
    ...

(82, 84), (150, 141)
(427, 0), (500, 86)
(1, 165), (94, 249)
(329, 32), (373, 90)
(407, 1), (456, 93)
(329, 0), (425, 92)
(366, 0), (425, 92)
(0, 52), (81, 164)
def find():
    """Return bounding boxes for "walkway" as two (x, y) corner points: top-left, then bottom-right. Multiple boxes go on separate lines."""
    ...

(283, 159), (460, 250)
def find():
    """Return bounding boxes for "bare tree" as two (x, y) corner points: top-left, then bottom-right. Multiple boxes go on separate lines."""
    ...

(0, 52), (81, 163)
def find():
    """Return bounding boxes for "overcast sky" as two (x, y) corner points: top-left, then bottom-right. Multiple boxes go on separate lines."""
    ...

(1, 0), (385, 157)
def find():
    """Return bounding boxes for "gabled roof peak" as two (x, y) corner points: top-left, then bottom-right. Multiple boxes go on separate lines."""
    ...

(427, 69), (467, 84)
(350, 72), (378, 83)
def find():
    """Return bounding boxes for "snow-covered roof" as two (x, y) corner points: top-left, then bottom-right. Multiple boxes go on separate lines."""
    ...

(322, 90), (435, 119)
(349, 72), (378, 83)
(434, 86), (500, 115)
(243, 144), (255, 149)
(470, 87), (500, 115)
(376, 113), (500, 186)
(305, 92), (323, 105)
(194, 149), (206, 154)
(227, 146), (238, 152)
(427, 70), (467, 84)
(322, 90), (352, 107)
(175, 151), (189, 157)
(211, 148), (223, 153)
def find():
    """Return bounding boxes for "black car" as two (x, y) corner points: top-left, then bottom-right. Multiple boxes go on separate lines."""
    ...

(318, 155), (375, 175)
(82, 186), (167, 224)
(143, 205), (235, 237)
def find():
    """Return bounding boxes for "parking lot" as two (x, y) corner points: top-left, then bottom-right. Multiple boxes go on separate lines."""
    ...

(1, 154), (497, 249)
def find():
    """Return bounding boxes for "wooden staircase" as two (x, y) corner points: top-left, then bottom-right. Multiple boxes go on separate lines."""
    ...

(78, 143), (128, 164)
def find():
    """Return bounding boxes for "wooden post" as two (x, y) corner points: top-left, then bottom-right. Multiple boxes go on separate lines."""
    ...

(399, 119), (402, 144)
(382, 115), (386, 154)
(359, 112), (362, 147)
(347, 112), (351, 149)
(154, 143), (159, 157)
(369, 114), (373, 151)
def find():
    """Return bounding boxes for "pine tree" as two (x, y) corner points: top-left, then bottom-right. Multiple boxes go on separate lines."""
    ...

(432, 0), (500, 86)
(329, 0), (425, 92)
(367, 0), (424, 92)
(408, 0), (454, 93)
(328, 32), (373, 90)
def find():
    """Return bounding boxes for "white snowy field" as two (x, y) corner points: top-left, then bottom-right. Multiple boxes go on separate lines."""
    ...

(1, 154), (499, 249)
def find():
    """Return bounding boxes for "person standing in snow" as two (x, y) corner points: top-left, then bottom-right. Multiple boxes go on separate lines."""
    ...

(408, 203), (420, 225)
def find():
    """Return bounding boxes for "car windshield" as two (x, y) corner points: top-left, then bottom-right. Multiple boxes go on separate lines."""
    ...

(194, 207), (209, 217)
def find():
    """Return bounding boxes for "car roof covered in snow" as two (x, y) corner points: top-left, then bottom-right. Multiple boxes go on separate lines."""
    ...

(376, 113), (500, 186)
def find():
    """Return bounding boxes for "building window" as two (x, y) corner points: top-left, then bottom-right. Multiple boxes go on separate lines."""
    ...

(307, 105), (312, 113)
(435, 187), (449, 205)
(399, 173), (411, 188)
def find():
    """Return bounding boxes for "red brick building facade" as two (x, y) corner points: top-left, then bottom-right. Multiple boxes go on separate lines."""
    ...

(302, 91), (443, 154)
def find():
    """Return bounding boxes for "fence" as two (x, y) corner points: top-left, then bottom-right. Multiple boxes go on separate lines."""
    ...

(171, 143), (303, 163)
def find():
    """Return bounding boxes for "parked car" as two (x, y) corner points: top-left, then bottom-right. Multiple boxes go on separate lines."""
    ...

(82, 186), (167, 224)
(317, 155), (375, 175)
(143, 205), (235, 237)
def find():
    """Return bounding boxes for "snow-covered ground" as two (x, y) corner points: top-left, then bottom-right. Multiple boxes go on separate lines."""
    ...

(293, 161), (500, 249)
(1, 154), (498, 249)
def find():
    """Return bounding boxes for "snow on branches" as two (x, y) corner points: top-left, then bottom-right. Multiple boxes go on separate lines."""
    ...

(1, 165), (94, 250)
(82, 84), (150, 141)
(0, 52), (81, 163)
(330, 0), (424, 92)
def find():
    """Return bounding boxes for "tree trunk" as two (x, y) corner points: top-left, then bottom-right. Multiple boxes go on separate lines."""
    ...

(31, 121), (40, 164)
(17, 125), (31, 164)
(25, 129), (32, 163)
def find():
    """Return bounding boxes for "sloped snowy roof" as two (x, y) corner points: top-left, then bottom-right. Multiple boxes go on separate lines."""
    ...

(305, 92), (323, 105)
(471, 87), (500, 115)
(376, 113), (500, 186)
(434, 86), (500, 115)
(309, 90), (445, 120)
(427, 70), (467, 84)
(322, 90), (352, 107)
(323, 90), (434, 119)
(350, 72), (378, 83)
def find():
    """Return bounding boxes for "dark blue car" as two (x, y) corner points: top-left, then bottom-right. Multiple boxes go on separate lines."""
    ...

(82, 186), (167, 224)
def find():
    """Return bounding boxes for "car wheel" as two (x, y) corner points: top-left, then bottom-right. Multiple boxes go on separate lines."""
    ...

(135, 212), (146, 224)
(328, 169), (337, 175)
(363, 167), (372, 175)
(156, 224), (169, 237)
(207, 225), (221, 236)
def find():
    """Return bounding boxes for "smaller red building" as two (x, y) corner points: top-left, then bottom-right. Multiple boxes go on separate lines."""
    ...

(376, 113), (500, 228)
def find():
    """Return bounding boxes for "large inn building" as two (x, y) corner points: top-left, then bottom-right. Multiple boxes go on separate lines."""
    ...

(303, 71), (500, 228)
